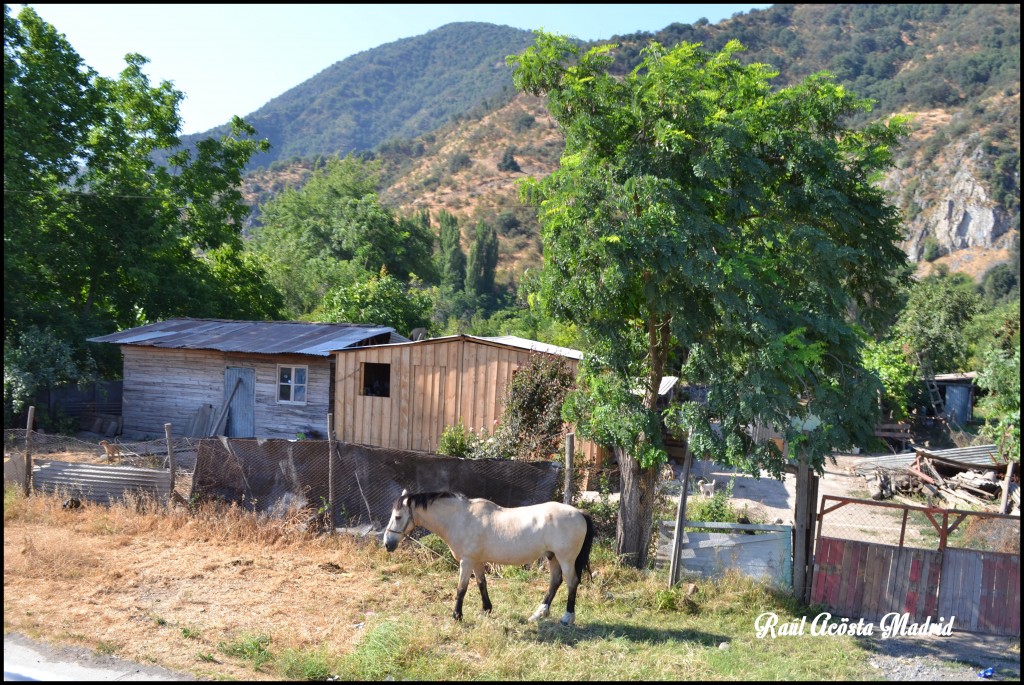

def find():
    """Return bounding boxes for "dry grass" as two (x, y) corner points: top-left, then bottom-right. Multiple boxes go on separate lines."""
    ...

(4, 488), (401, 680)
(5, 486), (881, 680)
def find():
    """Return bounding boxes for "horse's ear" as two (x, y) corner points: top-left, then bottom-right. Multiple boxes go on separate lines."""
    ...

(401, 488), (408, 497)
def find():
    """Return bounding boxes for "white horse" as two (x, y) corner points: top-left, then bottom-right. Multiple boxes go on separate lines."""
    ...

(383, 490), (594, 626)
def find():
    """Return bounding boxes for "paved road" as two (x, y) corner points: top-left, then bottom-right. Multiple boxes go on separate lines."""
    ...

(4, 634), (192, 681)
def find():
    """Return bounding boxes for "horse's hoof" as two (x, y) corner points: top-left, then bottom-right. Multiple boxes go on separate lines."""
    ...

(559, 612), (576, 626)
(528, 603), (551, 622)
(452, 612), (463, 621)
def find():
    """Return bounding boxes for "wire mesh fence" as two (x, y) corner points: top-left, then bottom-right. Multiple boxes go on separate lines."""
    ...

(5, 431), (565, 531)
(190, 438), (564, 529)
(4, 429), (198, 470)
(817, 495), (1020, 554)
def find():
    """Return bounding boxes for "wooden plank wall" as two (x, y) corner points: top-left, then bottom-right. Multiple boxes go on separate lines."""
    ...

(809, 536), (1024, 636)
(810, 537), (942, 625)
(334, 337), (609, 473)
(121, 347), (331, 439)
(939, 548), (1020, 636)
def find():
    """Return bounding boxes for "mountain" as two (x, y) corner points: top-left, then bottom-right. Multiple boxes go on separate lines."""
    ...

(221, 5), (1019, 282)
(167, 22), (538, 170)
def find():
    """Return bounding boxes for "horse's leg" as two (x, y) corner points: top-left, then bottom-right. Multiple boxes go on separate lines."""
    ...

(452, 558), (473, 621)
(559, 557), (580, 626)
(473, 562), (492, 614)
(528, 552), (561, 622)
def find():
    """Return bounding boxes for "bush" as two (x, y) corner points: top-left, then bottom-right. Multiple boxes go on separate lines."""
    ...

(448, 152), (472, 173)
(490, 352), (575, 461)
(921, 236), (942, 262)
(497, 147), (521, 172)
(684, 480), (748, 528)
(437, 423), (476, 458)
(512, 113), (536, 133)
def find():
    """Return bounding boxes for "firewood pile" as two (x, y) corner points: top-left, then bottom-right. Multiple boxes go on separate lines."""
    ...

(854, 445), (1018, 514)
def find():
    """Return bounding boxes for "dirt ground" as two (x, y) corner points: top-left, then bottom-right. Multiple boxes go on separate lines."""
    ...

(680, 451), (869, 524)
(586, 451), (888, 533)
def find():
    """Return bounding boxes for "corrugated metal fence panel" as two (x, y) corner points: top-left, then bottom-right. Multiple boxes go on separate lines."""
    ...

(657, 521), (793, 590)
(32, 459), (171, 505)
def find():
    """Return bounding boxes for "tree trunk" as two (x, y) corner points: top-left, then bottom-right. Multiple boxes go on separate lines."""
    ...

(615, 445), (661, 568)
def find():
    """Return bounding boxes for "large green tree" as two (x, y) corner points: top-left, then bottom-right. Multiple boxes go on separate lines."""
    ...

(251, 155), (437, 317)
(4, 6), (279, 380)
(314, 268), (431, 338)
(510, 33), (909, 566)
(465, 219), (499, 298)
(895, 270), (982, 372)
(436, 209), (467, 292)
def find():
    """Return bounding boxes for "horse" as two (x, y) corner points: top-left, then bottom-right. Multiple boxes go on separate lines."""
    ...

(382, 490), (594, 626)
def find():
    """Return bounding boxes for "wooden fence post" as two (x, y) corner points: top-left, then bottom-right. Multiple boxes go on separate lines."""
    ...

(24, 406), (35, 497)
(563, 432), (575, 505)
(164, 423), (175, 505)
(792, 446), (821, 603)
(669, 441), (693, 587)
(999, 461), (1014, 515)
(327, 413), (336, 532)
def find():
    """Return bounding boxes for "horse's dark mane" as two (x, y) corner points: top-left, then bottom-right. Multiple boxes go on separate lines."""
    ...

(401, 491), (467, 510)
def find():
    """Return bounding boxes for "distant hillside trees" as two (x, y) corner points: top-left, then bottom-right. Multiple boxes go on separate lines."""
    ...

(465, 220), (500, 299)
(436, 210), (467, 292)
(497, 147), (521, 172)
(249, 155), (437, 318)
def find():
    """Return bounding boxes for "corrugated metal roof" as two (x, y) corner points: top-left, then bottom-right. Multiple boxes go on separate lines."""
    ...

(851, 443), (1002, 475)
(479, 335), (584, 360)
(88, 318), (409, 357)
(915, 444), (1002, 465)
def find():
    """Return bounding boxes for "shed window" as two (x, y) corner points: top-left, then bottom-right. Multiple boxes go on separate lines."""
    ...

(278, 365), (307, 404)
(362, 362), (391, 397)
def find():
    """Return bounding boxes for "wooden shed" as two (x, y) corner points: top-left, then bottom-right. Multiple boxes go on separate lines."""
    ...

(332, 334), (608, 473)
(88, 318), (408, 440)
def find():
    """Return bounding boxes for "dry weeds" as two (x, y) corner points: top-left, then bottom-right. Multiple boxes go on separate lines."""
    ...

(4, 489), (414, 680)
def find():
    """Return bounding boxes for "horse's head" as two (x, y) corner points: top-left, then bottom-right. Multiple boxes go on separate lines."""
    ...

(383, 489), (415, 552)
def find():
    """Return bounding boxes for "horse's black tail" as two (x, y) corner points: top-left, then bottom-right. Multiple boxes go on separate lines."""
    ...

(575, 512), (595, 582)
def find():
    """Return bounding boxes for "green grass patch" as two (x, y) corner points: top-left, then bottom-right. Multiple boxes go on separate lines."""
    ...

(276, 646), (335, 681)
(218, 633), (273, 671)
(309, 545), (878, 681)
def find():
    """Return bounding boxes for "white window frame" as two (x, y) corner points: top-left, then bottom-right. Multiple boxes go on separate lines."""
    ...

(277, 364), (308, 405)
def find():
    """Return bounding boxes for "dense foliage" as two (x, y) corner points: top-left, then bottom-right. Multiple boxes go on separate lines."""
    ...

(249, 155), (437, 318)
(437, 352), (576, 462)
(894, 270), (983, 371)
(4, 6), (279, 425)
(314, 268), (431, 339)
(511, 32), (910, 566)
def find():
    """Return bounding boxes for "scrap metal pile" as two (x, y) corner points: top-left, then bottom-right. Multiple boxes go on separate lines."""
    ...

(853, 444), (1019, 514)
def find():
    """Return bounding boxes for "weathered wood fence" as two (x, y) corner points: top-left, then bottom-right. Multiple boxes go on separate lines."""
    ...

(811, 495), (1020, 636)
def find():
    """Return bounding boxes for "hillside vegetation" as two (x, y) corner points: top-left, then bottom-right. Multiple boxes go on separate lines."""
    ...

(230, 4), (1019, 278)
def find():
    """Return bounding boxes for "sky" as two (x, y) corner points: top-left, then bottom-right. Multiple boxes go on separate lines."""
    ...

(14, 3), (772, 135)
